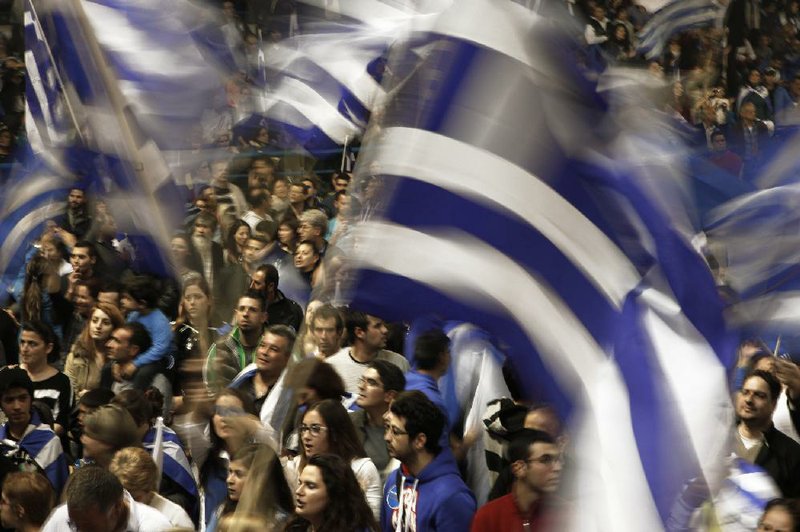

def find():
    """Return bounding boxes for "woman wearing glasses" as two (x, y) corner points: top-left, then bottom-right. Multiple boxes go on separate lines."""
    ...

(282, 399), (382, 519)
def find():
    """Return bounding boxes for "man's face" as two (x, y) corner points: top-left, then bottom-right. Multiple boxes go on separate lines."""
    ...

(249, 270), (266, 292)
(740, 103), (757, 122)
(19, 330), (52, 368)
(736, 376), (776, 425)
(356, 368), (387, 409)
(255, 333), (290, 376)
(517, 442), (563, 495)
(235, 297), (267, 333)
(302, 179), (316, 199)
(297, 221), (320, 242)
(359, 315), (388, 351)
(334, 194), (350, 216)
(74, 285), (96, 317)
(119, 293), (141, 316)
(70, 246), (95, 275)
(210, 161), (228, 182)
(0, 388), (31, 427)
(193, 221), (213, 239)
(243, 239), (265, 266)
(711, 134), (727, 152)
(749, 70), (761, 86)
(384, 412), (414, 463)
(106, 328), (135, 362)
(0, 492), (18, 528)
(98, 291), (120, 308)
(312, 317), (342, 357)
(332, 177), (349, 193)
(68, 189), (85, 210)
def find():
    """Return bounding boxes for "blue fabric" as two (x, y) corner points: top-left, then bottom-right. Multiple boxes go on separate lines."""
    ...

(128, 309), (175, 367)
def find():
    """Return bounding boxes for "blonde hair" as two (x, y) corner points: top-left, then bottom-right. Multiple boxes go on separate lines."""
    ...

(2, 471), (55, 526)
(108, 447), (158, 493)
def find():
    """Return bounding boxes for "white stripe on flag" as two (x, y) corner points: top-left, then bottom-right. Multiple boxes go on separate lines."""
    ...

(0, 203), (65, 272)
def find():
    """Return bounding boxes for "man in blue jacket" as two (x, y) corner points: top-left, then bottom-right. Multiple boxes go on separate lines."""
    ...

(381, 391), (475, 531)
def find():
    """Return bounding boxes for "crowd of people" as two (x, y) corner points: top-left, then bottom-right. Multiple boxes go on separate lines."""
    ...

(3, 0), (800, 530)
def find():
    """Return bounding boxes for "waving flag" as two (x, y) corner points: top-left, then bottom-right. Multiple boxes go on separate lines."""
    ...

(343, 1), (734, 529)
(637, 0), (725, 59)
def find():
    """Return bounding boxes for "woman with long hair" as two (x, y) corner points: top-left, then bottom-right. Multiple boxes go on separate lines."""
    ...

(211, 443), (294, 531)
(19, 254), (61, 339)
(224, 219), (252, 265)
(284, 454), (378, 532)
(283, 399), (381, 519)
(277, 218), (299, 255)
(64, 302), (125, 397)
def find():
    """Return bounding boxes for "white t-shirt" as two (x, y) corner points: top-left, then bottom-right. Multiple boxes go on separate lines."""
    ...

(150, 492), (194, 529)
(42, 491), (172, 532)
(325, 348), (410, 397)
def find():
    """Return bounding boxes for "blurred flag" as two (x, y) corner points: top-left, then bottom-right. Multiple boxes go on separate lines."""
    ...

(343, 1), (734, 529)
(637, 0), (725, 59)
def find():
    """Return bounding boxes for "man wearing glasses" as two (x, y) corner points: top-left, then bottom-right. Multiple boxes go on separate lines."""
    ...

(381, 391), (476, 531)
(471, 429), (564, 531)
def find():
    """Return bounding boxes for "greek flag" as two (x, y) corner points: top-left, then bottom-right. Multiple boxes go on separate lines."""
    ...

(637, 0), (725, 59)
(344, 1), (734, 529)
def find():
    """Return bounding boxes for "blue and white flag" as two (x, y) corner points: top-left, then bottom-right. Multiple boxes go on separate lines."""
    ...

(637, 0), (725, 59)
(343, 1), (734, 529)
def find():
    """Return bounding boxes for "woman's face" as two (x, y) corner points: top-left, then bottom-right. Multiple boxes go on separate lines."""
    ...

(273, 181), (288, 199)
(89, 308), (114, 341)
(41, 241), (60, 262)
(615, 26), (625, 40)
(226, 459), (249, 502)
(294, 243), (319, 272)
(300, 409), (330, 458)
(295, 465), (329, 522)
(212, 394), (245, 441)
(758, 506), (795, 532)
(278, 224), (296, 245)
(183, 284), (210, 322)
(234, 225), (251, 249)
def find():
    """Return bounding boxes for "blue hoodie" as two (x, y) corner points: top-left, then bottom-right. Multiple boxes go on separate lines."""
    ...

(381, 449), (475, 531)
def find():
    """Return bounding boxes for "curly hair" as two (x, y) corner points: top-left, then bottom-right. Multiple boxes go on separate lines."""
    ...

(70, 303), (125, 361)
(284, 454), (377, 532)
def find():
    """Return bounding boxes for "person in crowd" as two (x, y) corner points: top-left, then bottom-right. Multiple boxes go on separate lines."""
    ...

(270, 177), (291, 221)
(471, 429), (565, 532)
(321, 171), (351, 215)
(249, 264), (303, 331)
(217, 233), (268, 317)
(0, 367), (69, 495)
(170, 233), (202, 288)
(64, 302), (124, 397)
(187, 211), (225, 292)
(734, 370), (800, 496)
(19, 255), (63, 341)
(406, 328), (451, 425)
(61, 279), (102, 358)
(293, 240), (325, 290)
(63, 242), (102, 303)
(118, 276), (174, 389)
(298, 209), (336, 258)
(79, 403), (140, 469)
(69, 388), (115, 462)
(242, 187), (274, 232)
(707, 129), (744, 177)
(308, 304), (344, 360)
(53, 188), (92, 243)
(381, 391), (476, 531)
(112, 389), (198, 518)
(324, 190), (350, 241)
(205, 290), (268, 392)
(737, 68), (773, 120)
(350, 359), (406, 481)
(97, 279), (122, 309)
(41, 465), (171, 531)
(89, 211), (126, 275)
(101, 323), (172, 417)
(108, 446), (194, 529)
(288, 181), (308, 220)
(765, 68), (794, 125)
(0, 471), (55, 532)
(209, 443), (294, 531)
(756, 498), (800, 532)
(223, 219), (251, 266)
(277, 218), (299, 255)
(199, 388), (258, 528)
(18, 321), (72, 436)
(284, 453), (378, 532)
(326, 310), (409, 398)
(283, 399), (382, 519)
(728, 101), (773, 172)
(229, 324), (295, 447)
(209, 158), (248, 217)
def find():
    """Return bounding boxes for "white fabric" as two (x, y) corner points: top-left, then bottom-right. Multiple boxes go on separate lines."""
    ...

(149, 492), (194, 529)
(42, 491), (172, 532)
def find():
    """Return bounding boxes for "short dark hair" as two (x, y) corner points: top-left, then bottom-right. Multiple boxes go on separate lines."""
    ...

(248, 187), (270, 208)
(265, 324), (296, 352)
(369, 359), (405, 393)
(306, 362), (346, 401)
(20, 320), (60, 363)
(413, 329), (450, 371)
(193, 211), (218, 230)
(72, 241), (97, 259)
(344, 309), (369, 341)
(122, 322), (152, 354)
(389, 391), (445, 455)
(0, 367), (33, 400)
(256, 264), (279, 289)
(78, 388), (115, 409)
(507, 429), (556, 463)
(112, 389), (153, 427)
(744, 369), (781, 402)
(312, 304), (344, 332)
(239, 289), (267, 313)
(122, 275), (160, 309)
(66, 466), (123, 513)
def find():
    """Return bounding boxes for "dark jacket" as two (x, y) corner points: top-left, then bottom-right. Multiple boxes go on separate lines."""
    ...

(755, 424), (800, 497)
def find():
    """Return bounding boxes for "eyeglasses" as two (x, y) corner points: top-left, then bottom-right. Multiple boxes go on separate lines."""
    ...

(384, 424), (408, 437)
(299, 423), (328, 436)
(526, 454), (563, 467)
(358, 376), (383, 389)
